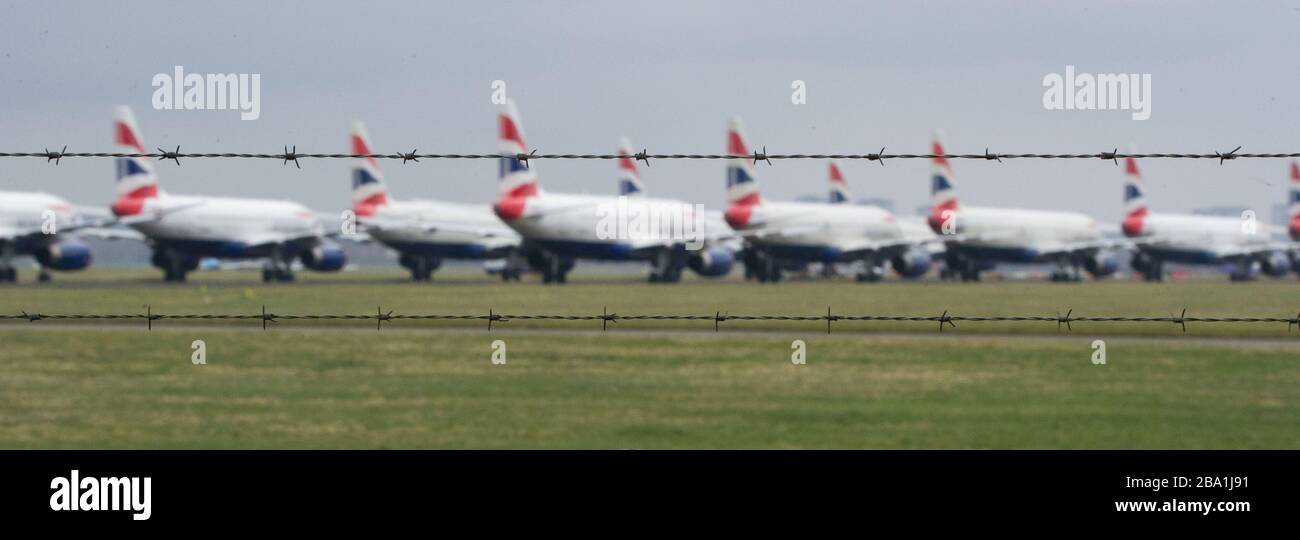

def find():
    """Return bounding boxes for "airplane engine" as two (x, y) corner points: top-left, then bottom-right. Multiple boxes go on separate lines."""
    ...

(35, 240), (92, 271)
(687, 246), (735, 277)
(890, 248), (932, 279)
(1083, 251), (1119, 278)
(1259, 251), (1292, 278)
(301, 243), (347, 272)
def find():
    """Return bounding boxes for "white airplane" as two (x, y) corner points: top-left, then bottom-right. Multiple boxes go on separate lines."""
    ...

(1122, 156), (1292, 281)
(720, 119), (934, 283)
(491, 99), (733, 283)
(346, 121), (522, 281)
(925, 134), (1119, 282)
(826, 159), (941, 279)
(0, 192), (97, 282)
(109, 106), (346, 282)
(613, 137), (742, 274)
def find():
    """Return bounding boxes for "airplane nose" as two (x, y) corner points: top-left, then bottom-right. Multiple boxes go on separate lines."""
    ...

(724, 204), (752, 228)
(494, 197), (527, 221)
(110, 197), (145, 217)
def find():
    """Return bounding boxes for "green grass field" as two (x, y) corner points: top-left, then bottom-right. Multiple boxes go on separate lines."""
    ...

(0, 269), (1296, 448)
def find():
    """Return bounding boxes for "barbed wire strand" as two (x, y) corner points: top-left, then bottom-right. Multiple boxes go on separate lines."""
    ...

(4, 307), (1299, 334)
(1, 147), (1292, 167)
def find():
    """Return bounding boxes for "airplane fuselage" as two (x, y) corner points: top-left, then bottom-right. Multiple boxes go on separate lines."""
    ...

(363, 199), (519, 258)
(727, 201), (908, 263)
(938, 206), (1103, 263)
(498, 193), (707, 261)
(124, 193), (323, 258)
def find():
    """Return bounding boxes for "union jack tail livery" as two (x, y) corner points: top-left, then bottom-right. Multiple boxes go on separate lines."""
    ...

(111, 106), (160, 216)
(350, 121), (389, 217)
(617, 137), (644, 196)
(828, 159), (851, 204)
(1288, 160), (1300, 240)
(725, 117), (760, 206)
(1121, 156), (1148, 237)
(927, 132), (958, 233)
(497, 99), (539, 199)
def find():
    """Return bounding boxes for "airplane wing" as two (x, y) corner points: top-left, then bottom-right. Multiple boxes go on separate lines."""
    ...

(0, 215), (145, 242)
(1128, 235), (1293, 259)
(115, 200), (207, 226)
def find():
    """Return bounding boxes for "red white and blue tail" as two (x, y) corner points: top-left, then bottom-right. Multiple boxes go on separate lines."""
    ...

(927, 132), (958, 232)
(111, 106), (159, 216)
(497, 99), (539, 199)
(1121, 157), (1149, 237)
(617, 137), (644, 196)
(828, 159), (852, 203)
(725, 117), (760, 206)
(1288, 160), (1299, 240)
(350, 121), (389, 217)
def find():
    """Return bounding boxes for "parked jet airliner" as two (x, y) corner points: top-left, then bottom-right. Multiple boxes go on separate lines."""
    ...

(1122, 157), (1291, 281)
(491, 100), (733, 283)
(109, 106), (346, 282)
(347, 121), (522, 281)
(926, 134), (1119, 282)
(0, 192), (96, 282)
(722, 120), (934, 282)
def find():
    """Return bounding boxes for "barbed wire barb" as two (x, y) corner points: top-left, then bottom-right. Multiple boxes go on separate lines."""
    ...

(261, 305), (276, 330)
(601, 306), (618, 331)
(1217, 146), (1242, 165)
(44, 146), (66, 165)
(281, 146), (300, 168)
(158, 146), (182, 166)
(1101, 149), (1119, 166)
(1057, 309), (1074, 332)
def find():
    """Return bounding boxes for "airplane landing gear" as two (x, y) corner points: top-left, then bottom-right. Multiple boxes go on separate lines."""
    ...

(748, 251), (782, 283)
(648, 246), (686, 283)
(1131, 252), (1164, 282)
(400, 254), (442, 282)
(943, 252), (981, 282)
(1049, 258), (1082, 282)
(0, 244), (16, 283)
(261, 248), (295, 283)
(529, 250), (573, 284)
(153, 248), (198, 282)
(855, 260), (885, 283)
(500, 252), (525, 282)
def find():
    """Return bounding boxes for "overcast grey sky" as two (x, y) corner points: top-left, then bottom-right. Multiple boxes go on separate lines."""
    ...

(2, 1), (1298, 224)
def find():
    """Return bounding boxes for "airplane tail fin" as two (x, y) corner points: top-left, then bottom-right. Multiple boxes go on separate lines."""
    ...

(927, 132), (958, 233)
(1121, 156), (1148, 237)
(828, 159), (852, 203)
(1288, 160), (1299, 240)
(497, 99), (539, 199)
(350, 121), (390, 217)
(617, 137), (644, 196)
(110, 106), (159, 216)
(725, 117), (760, 206)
